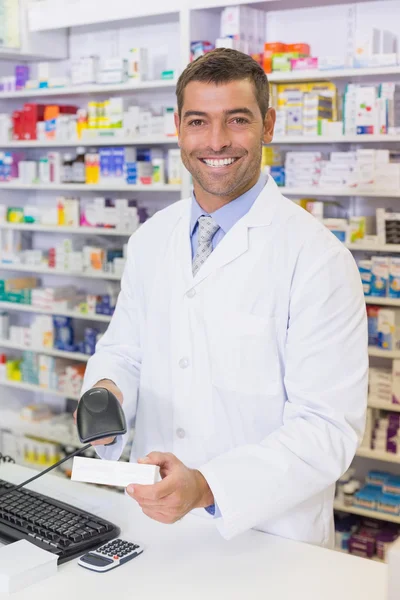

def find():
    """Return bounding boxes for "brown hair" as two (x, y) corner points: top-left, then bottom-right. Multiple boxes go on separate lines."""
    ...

(176, 48), (270, 119)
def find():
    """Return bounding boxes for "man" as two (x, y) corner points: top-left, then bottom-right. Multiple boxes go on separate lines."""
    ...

(79, 48), (367, 546)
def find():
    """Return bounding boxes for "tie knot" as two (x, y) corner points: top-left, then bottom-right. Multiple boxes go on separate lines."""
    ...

(198, 215), (220, 243)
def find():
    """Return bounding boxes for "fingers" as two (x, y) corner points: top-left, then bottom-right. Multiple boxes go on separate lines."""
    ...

(91, 437), (115, 446)
(138, 451), (177, 469)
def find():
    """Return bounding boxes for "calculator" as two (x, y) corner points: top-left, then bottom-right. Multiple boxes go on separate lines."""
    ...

(78, 538), (144, 572)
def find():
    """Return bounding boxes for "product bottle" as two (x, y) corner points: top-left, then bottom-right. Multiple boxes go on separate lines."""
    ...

(62, 153), (73, 183)
(0, 354), (6, 381)
(72, 146), (86, 183)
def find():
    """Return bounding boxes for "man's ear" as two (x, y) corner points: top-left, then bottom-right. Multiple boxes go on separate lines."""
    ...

(174, 111), (181, 146)
(263, 107), (276, 144)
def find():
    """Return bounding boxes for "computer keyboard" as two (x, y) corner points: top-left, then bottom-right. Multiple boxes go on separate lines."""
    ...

(0, 478), (120, 563)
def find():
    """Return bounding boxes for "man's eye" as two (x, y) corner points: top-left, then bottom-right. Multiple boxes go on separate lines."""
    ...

(189, 120), (204, 126)
(231, 118), (248, 125)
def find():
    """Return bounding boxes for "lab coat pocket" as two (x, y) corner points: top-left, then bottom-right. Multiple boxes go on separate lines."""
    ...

(207, 311), (280, 396)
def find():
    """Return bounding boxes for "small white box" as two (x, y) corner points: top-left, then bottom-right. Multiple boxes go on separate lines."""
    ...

(0, 540), (57, 594)
(71, 456), (160, 487)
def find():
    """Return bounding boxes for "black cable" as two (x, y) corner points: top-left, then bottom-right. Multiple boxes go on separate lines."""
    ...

(0, 443), (92, 500)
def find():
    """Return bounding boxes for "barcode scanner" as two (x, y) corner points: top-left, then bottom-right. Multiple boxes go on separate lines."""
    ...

(0, 387), (127, 498)
(76, 387), (127, 444)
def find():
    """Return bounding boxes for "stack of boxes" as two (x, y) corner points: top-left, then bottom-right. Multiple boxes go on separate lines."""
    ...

(217, 5), (266, 55)
(284, 151), (322, 188)
(360, 256), (400, 300)
(371, 413), (400, 454)
(369, 367), (393, 406)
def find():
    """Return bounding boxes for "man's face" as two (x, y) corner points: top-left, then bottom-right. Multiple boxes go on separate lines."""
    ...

(175, 79), (275, 199)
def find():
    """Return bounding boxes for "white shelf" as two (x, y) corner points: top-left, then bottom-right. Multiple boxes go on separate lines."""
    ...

(368, 398), (400, 412)
(334, 500), (400, 525)
(346, 243), (400, 253)
(365, 297), (400, 307)
(0, 412), (81, 447)
(0, 79), (177, 100)
(0, 182), (181, 192)
(269, 65), (400, 83)
(356, 447), (400, 463)
(282, 187), (400, 198)
(0, 379), (80, 400)
(0, 339), (90, 362)
(0, 263), (121, 280)
(0, 301), (112, 323)
(368, 347), (400, 359)
(0, 136), (178, 148)
(0, 223), (133, 236)
(272, 135), (400, 144)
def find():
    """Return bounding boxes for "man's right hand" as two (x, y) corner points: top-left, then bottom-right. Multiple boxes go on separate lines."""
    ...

(73, 379), (124, 446)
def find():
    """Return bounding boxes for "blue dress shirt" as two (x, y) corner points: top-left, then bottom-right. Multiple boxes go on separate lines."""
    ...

(190, 173), (268, 517)
(190, 173), (268, 259)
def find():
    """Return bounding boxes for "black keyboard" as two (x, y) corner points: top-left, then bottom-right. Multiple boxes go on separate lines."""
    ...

(0, 478), (120, 563)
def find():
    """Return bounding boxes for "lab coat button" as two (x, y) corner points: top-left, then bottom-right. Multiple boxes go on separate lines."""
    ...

(176, 428), (186, 439)
(187, 289), (196, 298)
(179, 357), (189, 369)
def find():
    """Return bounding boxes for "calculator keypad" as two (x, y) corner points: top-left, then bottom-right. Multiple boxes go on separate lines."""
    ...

(97, 539), (140, 559)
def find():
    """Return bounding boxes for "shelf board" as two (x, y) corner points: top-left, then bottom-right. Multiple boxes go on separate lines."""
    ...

(0, 415), (81, 447)
(0, 379), (80, 400)
(368, 347), (400, 359)
(0, 339), (90, 362)
(0, 301), (112, 323)
(0, 79), (177, 100)
(0, 182), (181, 192)
(272, 135), (400, 144)
(0, 223), (133, 236)
(346, 243), (400, 253)
(365, 297), (400, 307)
(356, 447), (400, 463)
(282, 187), (400, 198)
(334, 500), (400, 525)
(0, 136), (178, 148)
(269, 65), (400, 83)
(0, 263), (121, 280)
(368, 398), (400, 412)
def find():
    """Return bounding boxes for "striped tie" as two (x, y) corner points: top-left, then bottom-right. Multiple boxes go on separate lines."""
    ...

(192, 216), (220, 277)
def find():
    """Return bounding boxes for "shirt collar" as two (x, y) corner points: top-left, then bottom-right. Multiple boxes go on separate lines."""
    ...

(190, 173), (268, 237)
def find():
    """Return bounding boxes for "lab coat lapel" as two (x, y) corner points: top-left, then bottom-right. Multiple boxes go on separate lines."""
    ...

(188, 176), (281, 289)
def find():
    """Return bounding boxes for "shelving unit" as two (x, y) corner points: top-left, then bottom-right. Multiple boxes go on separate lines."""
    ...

(365, 298), (400, 307)
(368, 398), (400, 412)
(0, 182), (181, 192)
(0, 223), (133, 236)
(0, 79), (177, 100)
(0, 136), (178, 148)
(0, 379), (79, 400)
(0, 263), (121, 280)
(0, 301), (112, 322)
(356, 447), (400, 463)
(268, 65), (400, 83)
(0, 339), (90, 362)
(334, 500), (400, 525)
(368, 348), (400, 359)
(272, 135), (400, 144)
(346, 243), (400, 253)
(282, 187), (400, 198)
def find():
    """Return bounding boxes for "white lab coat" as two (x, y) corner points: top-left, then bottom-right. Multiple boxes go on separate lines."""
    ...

(82, 176), (368, 546)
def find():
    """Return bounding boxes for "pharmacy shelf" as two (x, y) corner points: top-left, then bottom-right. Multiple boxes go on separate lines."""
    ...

(346, 243), (400, 253)
(0, 412), (81, 447)
(0, 263), (121, 281)
(368, 347), (400, 359)
(0, 222), (133, 236)
(272, 135), (400, 144)
(356, 447), (400, 463)
(368, 398), (400, 412)
(0, 182), (181, 192)
(282, 187), (400, 198)
(0, 301), (112, 323)
(0, 379), (79, 401)
(0, 136), (178, 148)
(268, 65), (400, 83)
(365, 297), (400, 307)
(334, 546), (385, 563)
(0, 79), (177, 100)
(334, 500), (400, 525)
(0, 339), (90, 362)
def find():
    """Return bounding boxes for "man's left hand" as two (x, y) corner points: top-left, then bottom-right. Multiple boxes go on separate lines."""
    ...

(126, 452), (214, 524)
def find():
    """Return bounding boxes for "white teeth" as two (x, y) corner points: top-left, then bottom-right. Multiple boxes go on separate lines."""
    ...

(203, 158), (236, 167)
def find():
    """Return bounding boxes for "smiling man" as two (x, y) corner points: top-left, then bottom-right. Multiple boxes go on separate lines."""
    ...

(80, 48), (368, 546)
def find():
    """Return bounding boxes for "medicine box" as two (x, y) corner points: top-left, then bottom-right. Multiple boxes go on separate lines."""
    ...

(377, 308), (400, 351)
(371, 256), (389, 297)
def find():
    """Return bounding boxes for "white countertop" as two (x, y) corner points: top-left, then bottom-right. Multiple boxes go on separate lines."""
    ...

(0, 464), (387, 600)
